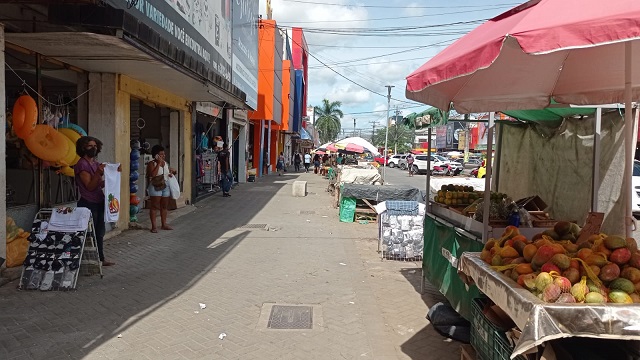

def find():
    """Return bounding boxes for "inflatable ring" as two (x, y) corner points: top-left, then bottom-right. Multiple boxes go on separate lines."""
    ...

(58, 127), (81, 143)
(58, 122), (87, 136)
(25, 125), (69, 162)
(57, 166), (75, 177)
(55, 133), (77, 166)
(12, 95), (37, 140)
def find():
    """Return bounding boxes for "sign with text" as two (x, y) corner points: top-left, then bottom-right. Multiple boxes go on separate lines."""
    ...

(108, 0), (232, 80)
(232, 0), (259, 109)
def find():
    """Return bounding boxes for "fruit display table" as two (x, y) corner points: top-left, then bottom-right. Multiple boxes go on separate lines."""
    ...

(458, 252), (640, 358)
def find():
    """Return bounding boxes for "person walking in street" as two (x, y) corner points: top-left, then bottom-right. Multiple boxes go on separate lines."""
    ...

(276, 152), (285, 176)
(146, 145), (177, 233)
(313, 153), (321, 174)
(74, 136), (119, 266)
(406, 153), (415, 177)
(294, 152), (302, 172)
(303, 152), (311, 172)
(218, 143), (233, 197)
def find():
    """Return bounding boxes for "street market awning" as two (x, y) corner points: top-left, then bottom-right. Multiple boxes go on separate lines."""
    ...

(404, 107), (449, 129)
(502, 104), (596, 123)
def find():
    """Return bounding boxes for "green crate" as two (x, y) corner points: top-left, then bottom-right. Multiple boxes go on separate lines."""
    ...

(471, 297), (527, 360)
(471, 297), (500, 360)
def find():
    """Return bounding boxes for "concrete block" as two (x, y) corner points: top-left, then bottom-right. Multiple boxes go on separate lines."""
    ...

(292, 181), (307, 197)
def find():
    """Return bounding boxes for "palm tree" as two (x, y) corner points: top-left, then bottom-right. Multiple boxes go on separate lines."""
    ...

(314, 99), (343, 143)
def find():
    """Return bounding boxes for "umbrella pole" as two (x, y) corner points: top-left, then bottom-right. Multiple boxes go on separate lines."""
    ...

(624, 42), (635, 238)
(591, 108), (602, 212)
(426, 127), (432, 208)
(482, 112), (495, 243)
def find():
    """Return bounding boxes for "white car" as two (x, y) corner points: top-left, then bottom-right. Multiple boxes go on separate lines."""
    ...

(388, 154), (407, 169)
(633, 160), (640, 216)
(412, 155), (449, 175)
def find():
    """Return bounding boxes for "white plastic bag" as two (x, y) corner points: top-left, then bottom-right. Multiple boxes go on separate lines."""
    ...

(167, 175), (181, 200)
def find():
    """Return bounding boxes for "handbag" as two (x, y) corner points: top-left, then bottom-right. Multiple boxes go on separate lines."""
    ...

(151, 175), (166, 191)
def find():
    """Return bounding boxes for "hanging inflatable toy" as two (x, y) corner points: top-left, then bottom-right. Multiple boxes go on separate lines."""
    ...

(55, 133), (77, 167)
(24, 125), (69, 162)
(12, 95), (38, 140)
(58, 127), (82, 166)
(58, 122), (87, 136)
(57, 166), (75, 177)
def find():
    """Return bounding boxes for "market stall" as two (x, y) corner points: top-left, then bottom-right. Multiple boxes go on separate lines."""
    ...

(404, 0), (640, 358)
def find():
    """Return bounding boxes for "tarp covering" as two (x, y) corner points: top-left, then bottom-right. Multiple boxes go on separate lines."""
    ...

(404, 107), (449, 129)
(422, 214), (483, 320)
(339, 168), (381, 185)
(341, 184), (421, 202)
(497, 111), (626, 234)
(502, 105), (596, 123)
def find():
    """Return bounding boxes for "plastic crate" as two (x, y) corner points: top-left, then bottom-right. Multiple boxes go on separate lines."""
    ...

(471, 297), (501, 360)
(470, 297), (527, 360)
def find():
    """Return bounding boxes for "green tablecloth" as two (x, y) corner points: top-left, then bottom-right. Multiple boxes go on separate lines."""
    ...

(423, 214), (484, 320)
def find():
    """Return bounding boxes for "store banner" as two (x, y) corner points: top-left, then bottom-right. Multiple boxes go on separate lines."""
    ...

(232, 0), (259, 110)
(436, 126), (447, 149)
(107, 0), (233, 80)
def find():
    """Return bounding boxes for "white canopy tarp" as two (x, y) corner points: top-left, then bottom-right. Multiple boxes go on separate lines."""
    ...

(334, 137), (380, 156)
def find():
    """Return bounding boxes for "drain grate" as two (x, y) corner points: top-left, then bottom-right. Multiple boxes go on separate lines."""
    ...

(267, 305), (313, 329)
(239, 223), (268, 229)
(299, 210), (316, 215)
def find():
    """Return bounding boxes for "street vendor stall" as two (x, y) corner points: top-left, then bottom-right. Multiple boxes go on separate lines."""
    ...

(404, 0), (640, 358)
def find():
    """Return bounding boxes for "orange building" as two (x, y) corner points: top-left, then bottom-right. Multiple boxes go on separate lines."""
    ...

(248, 20), (294, 177)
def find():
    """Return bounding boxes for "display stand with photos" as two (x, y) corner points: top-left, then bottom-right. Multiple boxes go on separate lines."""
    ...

(19, 208), (103, 291)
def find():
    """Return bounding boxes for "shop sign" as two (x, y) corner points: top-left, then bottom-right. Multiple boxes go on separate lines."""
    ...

(108, 0), (232, 80)
(436, 126), (447, 149)
(232, 0), (259, 110)
(196, 102), (222, 118)
(233, 109), (248, 120)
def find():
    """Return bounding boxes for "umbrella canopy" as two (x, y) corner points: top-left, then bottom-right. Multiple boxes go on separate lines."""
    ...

(333, 137), (380, 155)
(406, 0), (640, 113)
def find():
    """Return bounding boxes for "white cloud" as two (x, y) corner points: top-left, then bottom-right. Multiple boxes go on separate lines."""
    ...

(325, 84), (371, 105)
(366, 59), (411, 83)
(403, 2), (426, 16)
(309, 67), (338, 86)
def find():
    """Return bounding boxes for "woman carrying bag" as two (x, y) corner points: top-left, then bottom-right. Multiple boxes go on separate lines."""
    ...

(146, 145), (177, 233)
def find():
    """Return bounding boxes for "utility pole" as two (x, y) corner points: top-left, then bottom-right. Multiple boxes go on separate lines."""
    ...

(383, 85), (394, 184)
(369, 121), (378, 143)
(464, 113), (470, 163)
(353, 118), (357, 137)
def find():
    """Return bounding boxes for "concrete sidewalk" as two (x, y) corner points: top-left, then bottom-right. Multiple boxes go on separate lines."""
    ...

(0, 172), (460, 360)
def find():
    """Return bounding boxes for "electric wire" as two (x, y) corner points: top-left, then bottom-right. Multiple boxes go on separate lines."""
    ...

(278, 0), (520, 8)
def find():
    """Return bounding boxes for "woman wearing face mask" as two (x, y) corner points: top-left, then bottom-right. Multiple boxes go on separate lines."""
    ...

(74, 136), (116, 266)
(146, 145), (177, 233)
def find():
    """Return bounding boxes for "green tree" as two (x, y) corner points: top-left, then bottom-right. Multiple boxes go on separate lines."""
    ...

(373, 124), (413, 154)
(314, 99), (343, 143)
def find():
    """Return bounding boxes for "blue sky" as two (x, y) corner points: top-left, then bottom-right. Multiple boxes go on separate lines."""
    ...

(258, 0), (520, 132)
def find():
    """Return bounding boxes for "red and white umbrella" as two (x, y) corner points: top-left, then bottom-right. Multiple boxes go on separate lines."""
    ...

(406, 0), (640, 236)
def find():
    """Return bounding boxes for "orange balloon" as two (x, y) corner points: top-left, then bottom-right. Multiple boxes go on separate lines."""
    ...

(12, 95), (38, 139)
(24, 125), (69, 162)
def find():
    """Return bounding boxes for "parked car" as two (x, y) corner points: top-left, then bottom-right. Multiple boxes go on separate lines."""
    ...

(633, 160), (640, 216)
(412, 155), (449, 175)
(464, 158), (483, 169)
(388, 154), (407, 169)
(374, 155), (388, 165)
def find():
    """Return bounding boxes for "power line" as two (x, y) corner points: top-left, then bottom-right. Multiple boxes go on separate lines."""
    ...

(278, 19), (485, 32)
(277, 6), (514, 23)
(278, 0), (520, 9)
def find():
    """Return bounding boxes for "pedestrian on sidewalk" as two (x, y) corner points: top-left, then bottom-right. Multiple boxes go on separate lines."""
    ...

(276, 152), (285, 176)
(218, 143), (233, 197)
(146, 145), (177, 233)
(313, 153), (321, 174)
(74, 136), (118, 266)
(294, 152), (302, 172)
(304, 152), (311, 172)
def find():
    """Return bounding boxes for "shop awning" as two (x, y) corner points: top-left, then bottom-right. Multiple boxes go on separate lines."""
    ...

(501, 106), (596, 123)
(5, 32), (248, 109)
(300, 127), (311, 140)
(404, 107), (449, 129)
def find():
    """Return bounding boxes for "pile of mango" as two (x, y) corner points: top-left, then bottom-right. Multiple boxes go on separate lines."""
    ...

(481, 221), (640, 304)
(435, 185), (484, 206)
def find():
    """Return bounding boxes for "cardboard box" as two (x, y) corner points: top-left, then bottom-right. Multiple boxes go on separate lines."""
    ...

(516, 195), (548, 212)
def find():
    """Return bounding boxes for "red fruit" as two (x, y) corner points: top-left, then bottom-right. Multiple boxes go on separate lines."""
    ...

(628, 252), (640, 268)
(599, 263), (621, 282)
(553, 276), (572, 292)
(540, 262), (561, 274)
(569, 259), (580, 270)
(610, 248), (632, 265)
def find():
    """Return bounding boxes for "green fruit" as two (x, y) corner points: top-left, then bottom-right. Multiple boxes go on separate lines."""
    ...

(603, 235), (626, 250)
(609, 290), (633, 304)
(542, 229), (560, 241)
(554, 221), (572, 236)
(609, 278), (635, 294)
(585, 292), (606, 304)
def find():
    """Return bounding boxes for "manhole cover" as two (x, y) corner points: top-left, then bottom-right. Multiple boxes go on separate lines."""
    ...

(267, 305), (313, 329)
(239, 223), (268, 229)
(299, 210), (315, 215)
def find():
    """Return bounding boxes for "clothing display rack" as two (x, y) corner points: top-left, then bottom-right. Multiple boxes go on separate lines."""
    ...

(18, 207), (102, 291)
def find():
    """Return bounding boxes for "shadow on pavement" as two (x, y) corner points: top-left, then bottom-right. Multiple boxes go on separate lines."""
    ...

(0, 174), (297, 359)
